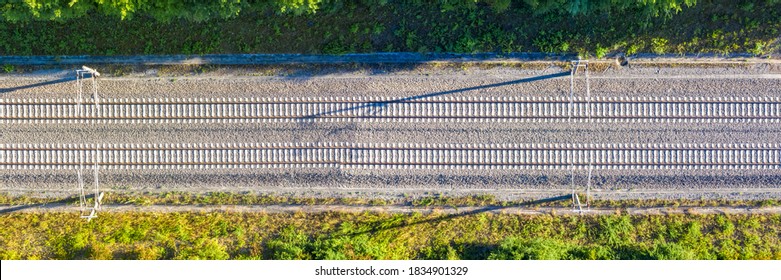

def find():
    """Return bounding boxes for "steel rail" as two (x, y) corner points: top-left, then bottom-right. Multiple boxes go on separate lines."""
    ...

(2, 96), (780, 104)
(2, 97), (779, 123)
(1, 143), (778, 170)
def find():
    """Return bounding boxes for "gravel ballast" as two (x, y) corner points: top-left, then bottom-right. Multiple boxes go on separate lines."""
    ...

(1, 61), (780, 201)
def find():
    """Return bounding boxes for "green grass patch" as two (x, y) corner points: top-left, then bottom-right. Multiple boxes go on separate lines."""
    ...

(2, 192), (780, 209)
(1, 212), (780, 260)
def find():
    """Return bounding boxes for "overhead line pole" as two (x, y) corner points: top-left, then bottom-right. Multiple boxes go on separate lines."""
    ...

(74, 66), (102, 221)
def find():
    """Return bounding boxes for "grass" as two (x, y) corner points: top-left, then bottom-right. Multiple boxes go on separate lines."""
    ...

(0, 1), (778, 57)
(2, 192), (780, 209)
(1, 211), (780, 260)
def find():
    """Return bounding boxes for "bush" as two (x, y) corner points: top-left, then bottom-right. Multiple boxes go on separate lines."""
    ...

(488, 238), (572, 260)
(651, 38), (669, 54)
(266, 226), (311, 260)
(273, 0), (324, 15)
(649, 242), (697, 260)
(570, 244), (615, 260)
(2, 212), (781, 260)
(0, 0), (249, 22)
(598, 215), (636, 247)
(419, 242), (461, 260)
(176, 238), (230, 260)
(485, 0), (512, 13)
(0, 0), (707, 22)
(595, 44), (609, 58)
(533, 31), (570, 53)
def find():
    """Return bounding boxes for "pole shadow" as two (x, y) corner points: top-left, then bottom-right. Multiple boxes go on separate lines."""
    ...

(298, 71), (570, 120)
(341, 194), (572, 237)
(0, 77), (75, 94)
(0, 195), (82, 214)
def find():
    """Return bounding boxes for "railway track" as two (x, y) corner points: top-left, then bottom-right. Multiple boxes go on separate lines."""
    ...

(1, 96), (780, 123)
(1, 143), (778, 170)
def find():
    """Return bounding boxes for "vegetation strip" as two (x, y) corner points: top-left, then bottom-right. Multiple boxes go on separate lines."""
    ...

(1, 1), (779, 56)
(4, 204), (781, 217)
(0, 53), (571, 65)
(2, 192), (780, 209)
(1, 211), (779, 259)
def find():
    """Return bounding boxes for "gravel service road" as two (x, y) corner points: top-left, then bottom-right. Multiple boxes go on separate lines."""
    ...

(1, 61), (780, 201)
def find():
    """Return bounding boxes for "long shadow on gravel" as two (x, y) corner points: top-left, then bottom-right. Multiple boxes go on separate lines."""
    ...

(340, 195), (571, 238)
(0, 195), (81, 214)
(0, 76), (74, 93)
(299, 71), (570, 120)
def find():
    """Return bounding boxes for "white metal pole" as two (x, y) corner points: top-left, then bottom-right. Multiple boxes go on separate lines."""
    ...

(586, 62), (591, 121)
(78, 167), (85, 212)
(569, 62), (575, 121)
(93, 75), (99, 108)
(77, 72), (82, 116)
(93, 147), (99, 210)
(587, 164), (592, 209)
(570, 165), (575, 210)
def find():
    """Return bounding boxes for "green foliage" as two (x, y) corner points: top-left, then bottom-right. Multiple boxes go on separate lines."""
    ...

(649, 242), (697, 260)
(626, 43), (641, 56)
(176, 238), (230, 260)
(598, 215), (635, 246)
(2, 64), (14, 73)
(266, 226), (311, 259)
(569, 244), (614, 260)
(273, 0), (324, 15)
(0, 0), (705, 22)
(749, 41), (767, 56)
(312, 233), (390, 259)
(0, 0), (249, 22)
(485, 0), (511, 13)
(0, 0), (93, 22)
(595, 44), (609, 58)
(0, 0), (778, 56)
(651, 37), (669, 54)
(2, 212), (781, 260)
(519, 0), (696, 16)
(419, 242), (461, 260)
(489, 238), (572, 260)
(533, 30), (570, 53)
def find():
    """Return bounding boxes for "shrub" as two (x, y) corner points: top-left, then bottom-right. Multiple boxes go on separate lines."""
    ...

(266, 226), (311, 260)
(533, 31), (569, 53)
(569, 244), (615, 260)
(488, 238), (572, 260)
(177, 238), (230, 260)
(649, 242), (697, 260)
(598, 215), (636, 247)
(595, 44), (609, 58)
(419, 242), (461, 260)
(626, 44), (642, 56)
(485, 0), (512, 13)
(651, 38), (669, 54)
(749, 41), (767, 56)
